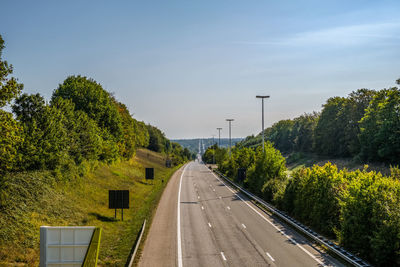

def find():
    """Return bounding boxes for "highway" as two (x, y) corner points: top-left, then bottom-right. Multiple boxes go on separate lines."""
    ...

(139, 161), (343, 267)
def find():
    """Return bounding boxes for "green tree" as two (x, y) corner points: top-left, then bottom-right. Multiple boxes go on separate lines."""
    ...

(291, 113), (319, 153)
(0, 35), (24, 173)
(50, 97), (102, 164)
(343, 89), (376, 156)
(314, 97), (348, 156)
(147, 124), (167, 153)
(52, 75), (123, 141)
(267, 119), (294, 152)
(246, 143), (287, 200)
(13, 94), (71, 170)
(359, 87), (400, 162)
(113, 100), (137, 159)
(133, 120), (149, 148)
(0, 111), (23, 172)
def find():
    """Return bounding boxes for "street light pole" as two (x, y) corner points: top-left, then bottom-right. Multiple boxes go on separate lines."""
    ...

(211, 134), (216, 164)
(216, 128), (222, 147)
(226, 119), (234, 158)
(256, 95), (270, 152)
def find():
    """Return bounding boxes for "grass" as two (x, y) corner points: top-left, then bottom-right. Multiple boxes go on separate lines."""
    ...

(285, 151), (392, 175)
(0, 148), (181, 266)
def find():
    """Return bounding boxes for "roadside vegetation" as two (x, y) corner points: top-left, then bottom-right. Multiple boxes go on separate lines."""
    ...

(0, 35), (191, 265)
(0, 148), (181, 265)
(203, 78), (400, 266)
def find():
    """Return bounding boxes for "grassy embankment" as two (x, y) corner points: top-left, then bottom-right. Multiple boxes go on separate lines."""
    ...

(286, 152), (392, 175)
(0, 148), (181, 266)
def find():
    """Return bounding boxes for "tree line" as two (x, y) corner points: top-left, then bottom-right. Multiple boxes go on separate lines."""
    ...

(0, 35), (191, 178)
(239, 84), (400, 164)
(202, 143), (400, 266)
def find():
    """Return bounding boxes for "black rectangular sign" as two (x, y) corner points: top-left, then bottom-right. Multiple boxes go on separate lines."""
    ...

(145, 168), (154, 180)
(238, 168), (246, 182)
(109, 190), (129, 209)
(166, 160), (172, 168)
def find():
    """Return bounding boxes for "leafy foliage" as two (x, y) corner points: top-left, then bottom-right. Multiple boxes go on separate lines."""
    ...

(0, 35), (24, 174)
(52, 75), (123, 140)
(359, 88), (400, 163)
(0, 111), (23, 173)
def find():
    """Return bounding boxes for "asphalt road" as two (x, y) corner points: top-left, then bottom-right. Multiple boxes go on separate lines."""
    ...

(139, 161), (343, 267)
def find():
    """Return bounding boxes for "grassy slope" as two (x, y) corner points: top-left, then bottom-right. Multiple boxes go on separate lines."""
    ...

(0, 149), (180, 266)
(286, 152), (392, 175)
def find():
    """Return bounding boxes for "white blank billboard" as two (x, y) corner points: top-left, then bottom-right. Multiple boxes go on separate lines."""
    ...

(40, 226), (95, 267)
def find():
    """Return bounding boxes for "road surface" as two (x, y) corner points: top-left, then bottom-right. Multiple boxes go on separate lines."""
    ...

(139, 161), (343, 267)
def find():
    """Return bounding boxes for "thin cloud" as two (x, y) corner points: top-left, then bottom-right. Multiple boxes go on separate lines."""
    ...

(235, 22), (400, 47)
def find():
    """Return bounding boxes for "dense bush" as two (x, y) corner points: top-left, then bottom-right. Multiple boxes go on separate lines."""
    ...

(246, 144), (287, 200)
(217, 142), (287, 202)
(283, 164), (344, 237)
(202, 144), (228, 165)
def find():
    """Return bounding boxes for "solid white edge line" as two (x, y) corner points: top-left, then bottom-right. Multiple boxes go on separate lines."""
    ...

(220, 252), (227, 261)
(209, 167), (327, 267)
(177, 164), (189, 267)
(266, 252), (275, 262)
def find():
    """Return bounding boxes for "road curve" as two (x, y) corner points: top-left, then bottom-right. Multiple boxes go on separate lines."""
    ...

(139, 161), (343, 267)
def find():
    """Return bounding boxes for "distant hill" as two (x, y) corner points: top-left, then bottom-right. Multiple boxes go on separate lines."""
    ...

(173, 138), (243, 154)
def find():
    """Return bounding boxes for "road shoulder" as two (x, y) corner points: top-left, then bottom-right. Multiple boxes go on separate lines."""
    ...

(138, 163), (187, 267)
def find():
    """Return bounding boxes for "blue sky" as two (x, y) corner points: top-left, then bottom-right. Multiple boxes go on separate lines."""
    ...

(2, 0), (400, 138)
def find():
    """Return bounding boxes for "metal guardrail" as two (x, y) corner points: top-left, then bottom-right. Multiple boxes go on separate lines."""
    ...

(127, 219), (147, 267)
(213, 169), (370, 267)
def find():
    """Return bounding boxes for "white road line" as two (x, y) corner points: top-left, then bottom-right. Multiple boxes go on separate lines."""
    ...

(266, 252), (275, 262)
(242, 223), (247, 229)
(198, 195), (200, 199)
(219, 196), (222, 199)
(201, 206), (204, 210)
(227, 206), (231, 210)
(209, 169), (327, 267)
(177, 164), (189, 267)
(208, 222), (212, 228)
(213, 189), (216, 191)
(220, 252), (227, 261)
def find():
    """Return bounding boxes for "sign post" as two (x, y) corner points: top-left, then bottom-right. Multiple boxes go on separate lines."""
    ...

(145, 168), (154, 184)
(109, 190), (129, 221)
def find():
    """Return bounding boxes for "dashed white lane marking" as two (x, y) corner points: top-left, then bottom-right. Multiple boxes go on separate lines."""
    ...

(227, 206), (231, 210)
(242, 223), (247, 229)
(209, 169), (327, 267)
(220, 252), (227, 261)
(266, 252), (275, 262)
(219, 196), (222, 199)
(198, 196), (200, 199)
(208, 222), (212, 228)
(201, 206), (204, 210)
(213, 189), (216, 191)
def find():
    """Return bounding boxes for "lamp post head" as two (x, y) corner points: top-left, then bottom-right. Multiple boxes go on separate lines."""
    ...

(226, 119), (234, 122)
(256, 95), (270, 99)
